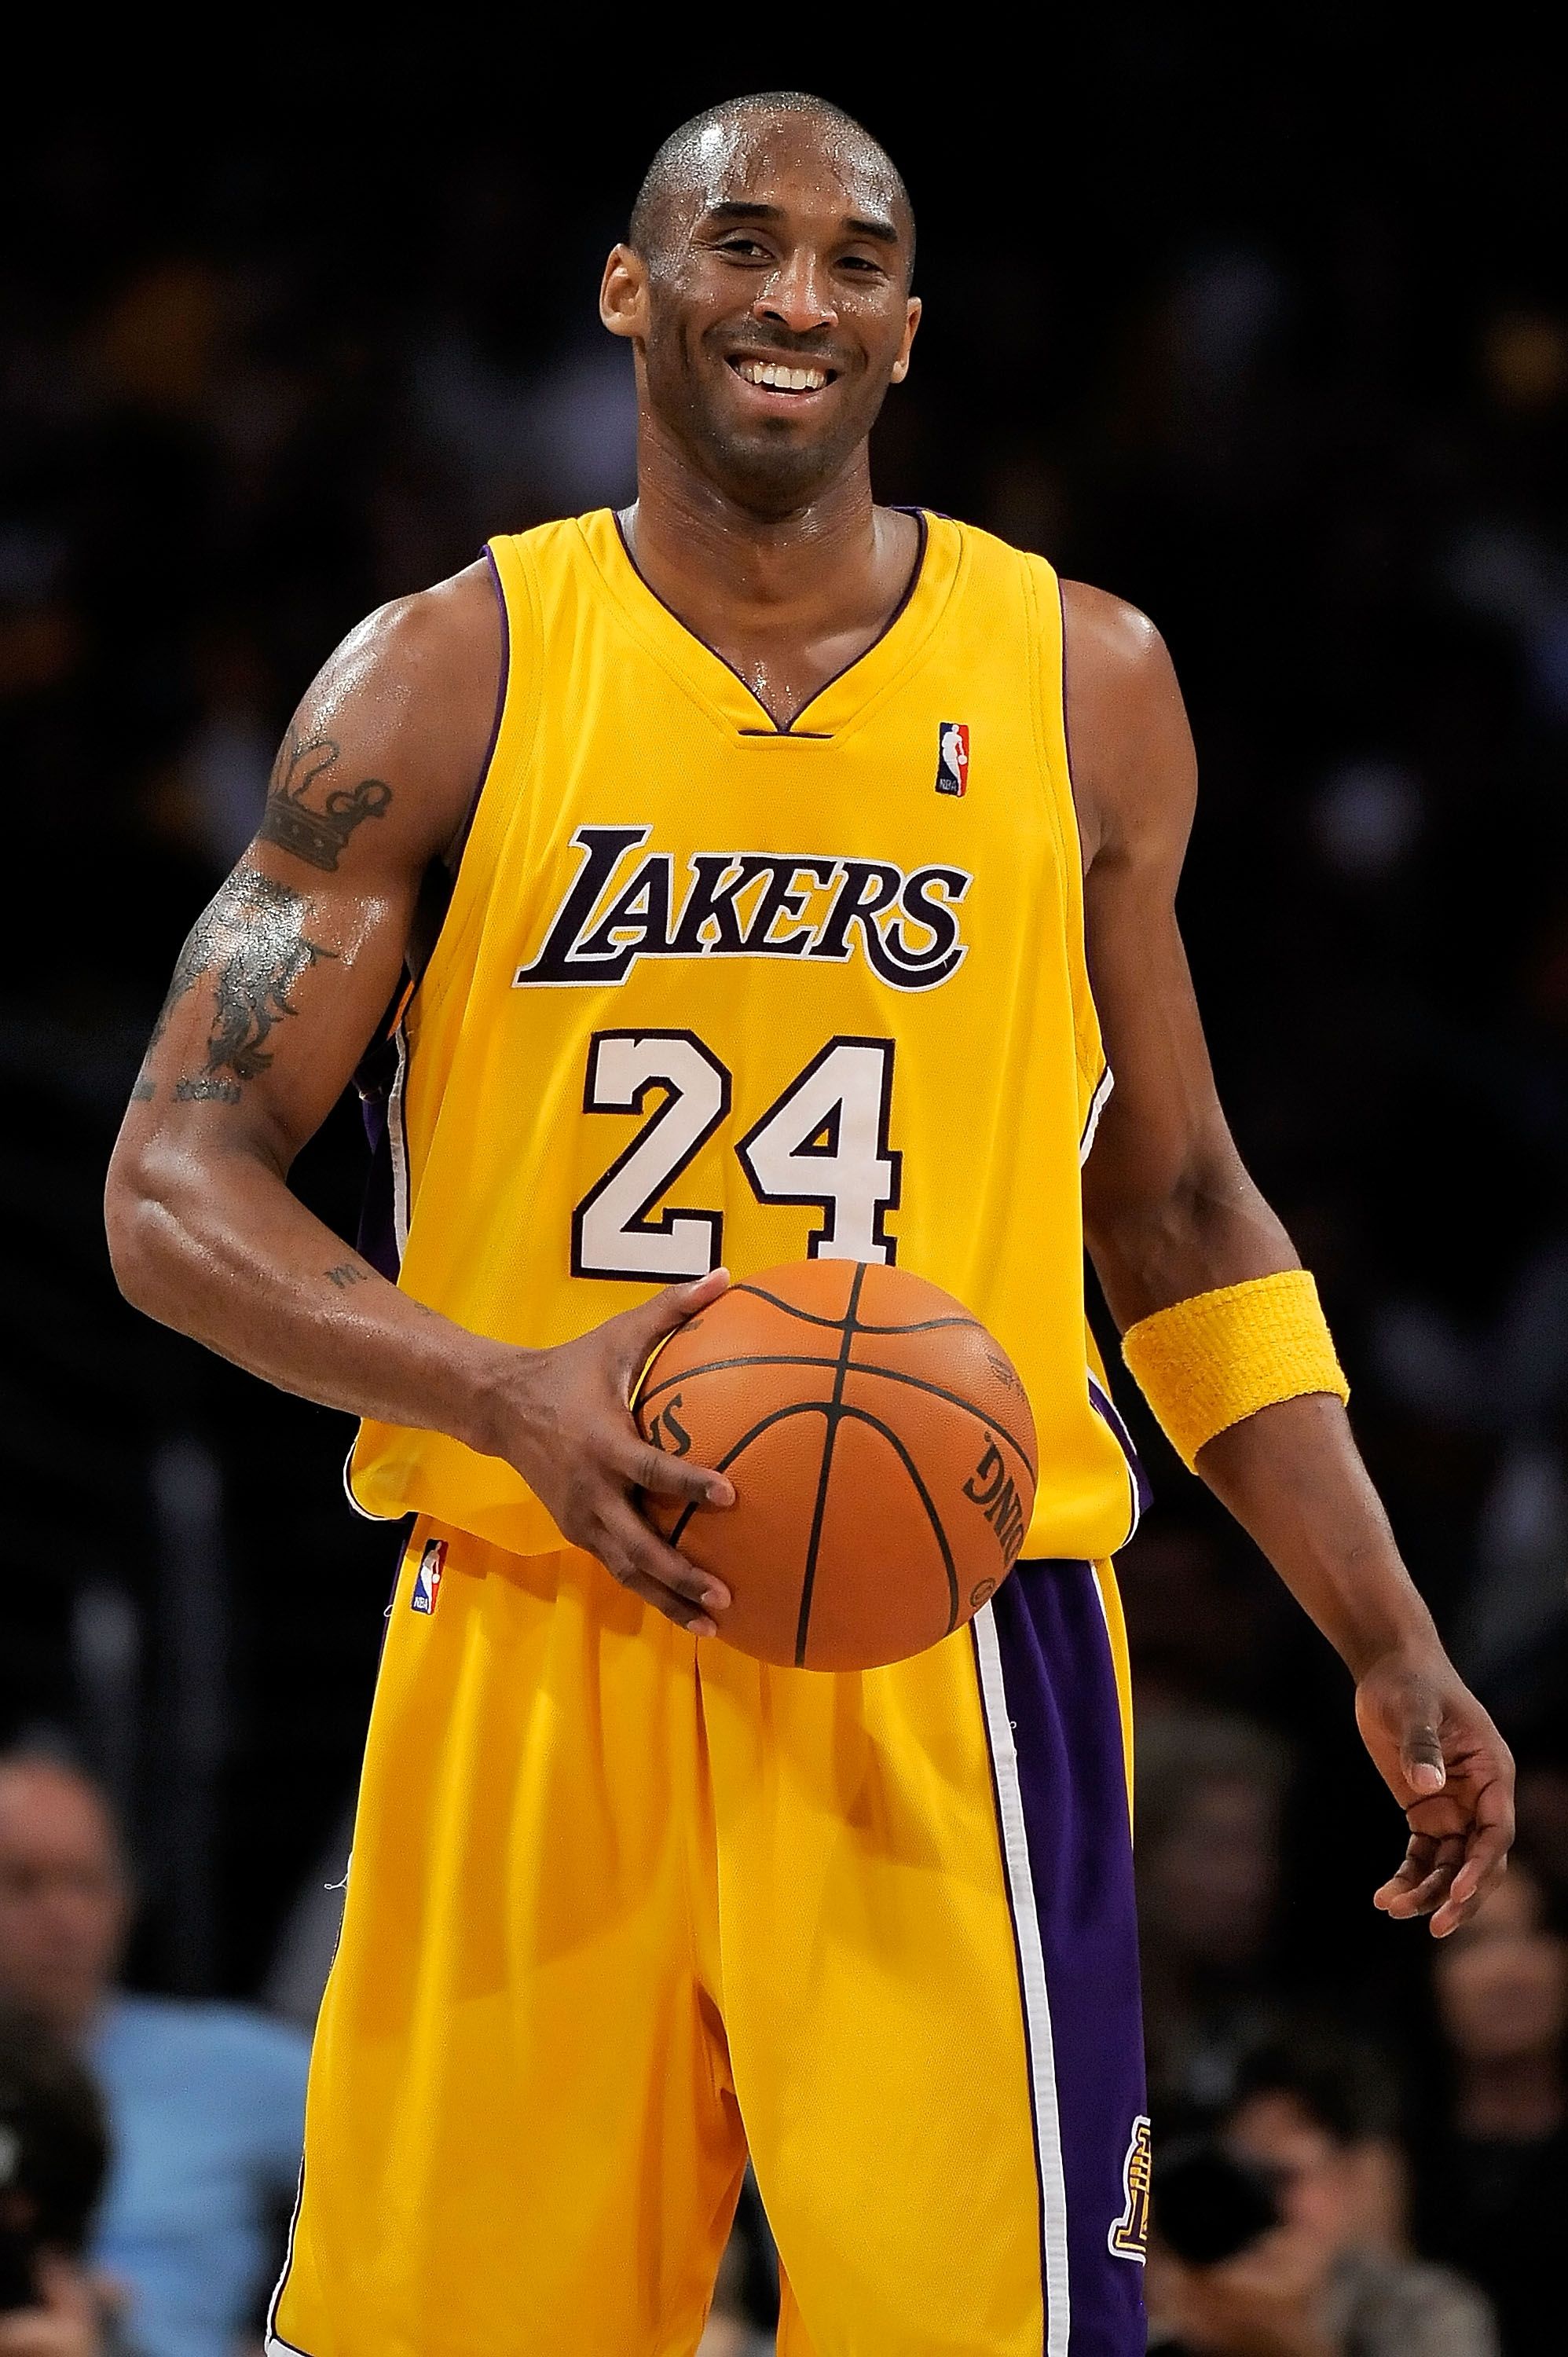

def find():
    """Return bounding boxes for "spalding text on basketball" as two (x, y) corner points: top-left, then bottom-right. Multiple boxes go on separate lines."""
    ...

(646, 1395), (692, 1457)
(516, 826), (971, 992)
(962, 1439), (1029, 1568)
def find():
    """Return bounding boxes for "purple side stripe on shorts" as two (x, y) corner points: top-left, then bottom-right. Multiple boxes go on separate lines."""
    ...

(977, 1561), (1148, 2357)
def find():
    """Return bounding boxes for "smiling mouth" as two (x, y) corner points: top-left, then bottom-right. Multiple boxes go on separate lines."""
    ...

(727, 356), (837, 394)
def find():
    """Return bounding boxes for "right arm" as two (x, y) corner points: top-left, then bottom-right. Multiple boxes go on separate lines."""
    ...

(104, 565), (733, 1632)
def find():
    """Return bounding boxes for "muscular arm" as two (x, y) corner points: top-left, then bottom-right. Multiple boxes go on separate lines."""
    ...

(1064, 580), (1513, 1934)
(105, 564), (733, 1632)
(108, 566), (500, 1424)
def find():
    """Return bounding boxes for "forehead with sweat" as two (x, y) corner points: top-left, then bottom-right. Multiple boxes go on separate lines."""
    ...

(629, 96), (914, 279)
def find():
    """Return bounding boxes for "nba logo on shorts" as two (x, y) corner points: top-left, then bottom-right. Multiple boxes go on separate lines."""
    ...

(411, 1538), (445, 1615)
(935, 722), (969, 797)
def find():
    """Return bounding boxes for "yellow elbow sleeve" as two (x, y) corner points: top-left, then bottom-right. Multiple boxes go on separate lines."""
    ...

(1120, 1269), (1349, 1472)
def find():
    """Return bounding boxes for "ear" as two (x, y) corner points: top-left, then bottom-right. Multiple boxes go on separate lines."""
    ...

(889, 295), (922, 385)
(600, 244), (648, 342)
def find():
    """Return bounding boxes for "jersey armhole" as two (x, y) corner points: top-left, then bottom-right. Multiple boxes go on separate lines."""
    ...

(412, 532), (544, 1020)
(1024, 555), (1107, 1104)
(443, 544), (511, 870)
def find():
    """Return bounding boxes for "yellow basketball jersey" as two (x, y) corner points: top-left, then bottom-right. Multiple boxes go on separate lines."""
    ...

(349, 508), (1141, 1561)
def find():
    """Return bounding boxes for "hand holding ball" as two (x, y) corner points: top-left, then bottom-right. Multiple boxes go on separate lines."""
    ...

(636, 1259), (1037, 1670)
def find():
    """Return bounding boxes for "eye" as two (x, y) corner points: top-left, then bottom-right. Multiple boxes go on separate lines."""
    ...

(838, 254), (887, 277)
(716, 236), (771, 261)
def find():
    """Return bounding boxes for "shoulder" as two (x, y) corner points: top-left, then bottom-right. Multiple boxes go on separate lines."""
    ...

(317, 557), (502, 717)
(1060, 577), (1168, 684)
(284, 557), (505, 866)
(1058, 578), (1195, 870)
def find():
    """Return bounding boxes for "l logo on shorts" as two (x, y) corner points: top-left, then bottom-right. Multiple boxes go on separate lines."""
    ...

(1108, 2114), (1151, 2261)
(411, 1539), (446, 1615)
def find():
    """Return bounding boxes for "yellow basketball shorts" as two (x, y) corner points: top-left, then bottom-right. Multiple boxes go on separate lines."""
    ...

(267, 1521), (1148, 2357)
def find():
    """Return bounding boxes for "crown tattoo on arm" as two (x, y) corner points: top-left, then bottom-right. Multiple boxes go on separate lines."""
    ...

(260, 735), (393, 872)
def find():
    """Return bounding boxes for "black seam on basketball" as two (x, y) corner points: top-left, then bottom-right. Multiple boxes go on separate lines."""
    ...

(729, 1281), (981, 1337)
(639, 1349), (843, 1407)
(826, 1401), (962, 1636)
(663, 1391), (964, 1655)
(843, 1364), (1038, 1486)
(795, 1262), (867, 1666)
(666, 1401), (833, 1546)
(642, 1351), (1036, 1485)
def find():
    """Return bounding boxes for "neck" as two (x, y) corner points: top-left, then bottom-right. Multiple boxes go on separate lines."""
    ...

(617, 410), (919, 731)
(1455, 2052), (1565, 2141)
(625, 412), (884, 623)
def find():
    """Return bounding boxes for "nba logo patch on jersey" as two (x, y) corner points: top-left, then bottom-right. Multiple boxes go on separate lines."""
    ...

(935, 722), (969, 797)
(411, 1538), (445, 1615)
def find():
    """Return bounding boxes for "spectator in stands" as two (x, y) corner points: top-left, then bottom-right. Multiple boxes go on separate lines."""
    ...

(0, 2008), (132, 2356)
(1513, 1750), (1568, 1919)
(1147, 2032), (1497, 2355)
(0, 1754), (310, 2357)
(1136, 1714), (1292, 2113)
(1416, 1864), (1567, 2355)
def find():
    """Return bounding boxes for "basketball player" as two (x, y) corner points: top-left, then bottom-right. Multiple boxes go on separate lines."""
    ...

(104, 92), (1514, 2357)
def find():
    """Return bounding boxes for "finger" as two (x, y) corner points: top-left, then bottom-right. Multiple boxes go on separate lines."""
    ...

(1373, 1834), (1438, 1909)
(1425, 1752), (1515, 1935)
(610, 1562), (720, 1637)
(1378, 1838), (1465, 1917)
(616, 1431), (735, 1510)
(1398, 1717), (1447, 1799)
(1383, 1836), (1464, 1908)
(597, 1497), (731, 1621)
(617, 1267), (732, 1384)
(1431, 1826), (1513, 1937)
(1383, 1864), (1456, 1918)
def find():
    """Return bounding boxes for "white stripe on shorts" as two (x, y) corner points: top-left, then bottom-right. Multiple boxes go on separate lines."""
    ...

(973, 1601), (1072, 2357)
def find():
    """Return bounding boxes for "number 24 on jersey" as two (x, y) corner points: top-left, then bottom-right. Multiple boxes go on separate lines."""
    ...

(571, 1031), (901, 1281)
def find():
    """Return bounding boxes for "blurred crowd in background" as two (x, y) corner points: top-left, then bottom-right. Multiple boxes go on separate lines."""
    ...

(2, 25), (1565, 2357)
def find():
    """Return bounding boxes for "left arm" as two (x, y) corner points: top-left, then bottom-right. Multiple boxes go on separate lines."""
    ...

(1064, 577), (1513, 1936)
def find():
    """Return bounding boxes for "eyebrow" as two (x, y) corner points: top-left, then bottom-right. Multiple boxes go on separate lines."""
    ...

(705, 198), (901, 247)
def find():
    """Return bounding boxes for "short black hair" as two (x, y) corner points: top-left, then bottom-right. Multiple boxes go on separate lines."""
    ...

(629, 90), (914, 277)
(0, 2011), (111, 2256)
(1229, 2032), (1401, 2147)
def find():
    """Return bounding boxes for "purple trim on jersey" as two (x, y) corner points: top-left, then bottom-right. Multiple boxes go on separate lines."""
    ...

(993, 1561), (1147, 2357)
(1087, 1373), (1153, 1526)
(354, 1092), (400, 1284)
(1057, 574), (1079, 801)
(449, 546), (511, 868)
(611, 507), (929, 735)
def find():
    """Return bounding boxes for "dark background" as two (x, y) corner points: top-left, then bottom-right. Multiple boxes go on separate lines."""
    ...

(2, 0), (1564, 2255)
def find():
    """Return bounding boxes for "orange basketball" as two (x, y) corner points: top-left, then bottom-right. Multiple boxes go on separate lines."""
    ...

(634, 1259), (1038, 1670)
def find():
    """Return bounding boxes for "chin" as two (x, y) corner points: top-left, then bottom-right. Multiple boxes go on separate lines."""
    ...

(694, 411), (865, 517)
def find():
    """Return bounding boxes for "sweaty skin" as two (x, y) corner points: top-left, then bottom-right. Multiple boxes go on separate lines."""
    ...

(105, 99), (1511, 1934)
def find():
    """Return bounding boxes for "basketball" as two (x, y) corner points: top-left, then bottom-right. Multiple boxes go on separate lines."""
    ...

(634, 1259), (1039, 1670)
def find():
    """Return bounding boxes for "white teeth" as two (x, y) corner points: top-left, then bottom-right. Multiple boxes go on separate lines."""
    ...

(737, 359), (828, 391)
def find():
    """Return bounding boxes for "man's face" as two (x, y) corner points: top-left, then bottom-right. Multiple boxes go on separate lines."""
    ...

(1227, 2093), (1359, 2261)
(0, 1766), (128, 2035)
(603, 116), (920, 515)
(1432, 1869), (1567, 2064)
(1143, 1777), (1280, 1970)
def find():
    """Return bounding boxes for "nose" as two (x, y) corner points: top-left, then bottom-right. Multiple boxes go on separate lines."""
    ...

(753, 246), (837, 339)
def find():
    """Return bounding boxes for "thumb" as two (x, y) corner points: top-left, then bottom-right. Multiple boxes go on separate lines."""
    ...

(616, 1267), (731, 1385)
(1399, 1718), (1447, 1799)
